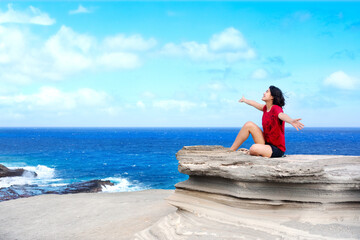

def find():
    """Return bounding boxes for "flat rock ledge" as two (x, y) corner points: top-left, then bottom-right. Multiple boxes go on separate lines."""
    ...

(135, 145), (360, 240)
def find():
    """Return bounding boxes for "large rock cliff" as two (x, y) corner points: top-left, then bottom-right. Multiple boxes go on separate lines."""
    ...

(136, 146), (360, 239)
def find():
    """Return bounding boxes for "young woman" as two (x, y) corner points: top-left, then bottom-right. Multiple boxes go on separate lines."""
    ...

(230, 86), (304, 158)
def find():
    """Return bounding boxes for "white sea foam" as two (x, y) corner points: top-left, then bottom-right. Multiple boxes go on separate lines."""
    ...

(0, 165), (57, 188)
(21, 165), (55, 179)
(0, 176), (31, 188)
(49, 183), (68, 187)
(101, 177), (146, 193)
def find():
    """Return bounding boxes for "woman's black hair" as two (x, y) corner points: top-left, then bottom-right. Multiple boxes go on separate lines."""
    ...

(269, 85), (285, 107)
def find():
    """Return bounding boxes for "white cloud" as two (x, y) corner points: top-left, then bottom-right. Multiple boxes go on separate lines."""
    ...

(250, 67), (290, 80)
(69, 5), (91, 15)
(0, 86), (124, 125)
(209, 93), (218, 101)
(0, 4), (55, 25)
(161, 27), (256, 62)
(206, 82), (226, 91)
(44, 26), (95, 74)
(76, 88), (110, 106)
(0, 25), (52, 83)
(33, 86), (76, 109)
(251, 68), (268, 79)
(103, 34), (157, 51)
(0, 25), (26, 64)
(142, 91), (155, 99)
(136, 100), (145, 109)
(103, 106), (122, 116)
(47, 26), (94, 53)
(97, 52), (140, 69)
(324, 71), (358, 90)
(0, 25), (96, 83)
(0, 86), (110, 112)
(0, 25), (156, 84)
(209, 27), (247, 52)
(163, 41), (211, 60)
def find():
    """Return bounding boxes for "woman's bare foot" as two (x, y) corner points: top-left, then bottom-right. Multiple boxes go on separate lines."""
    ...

(239, 148), (250, 155)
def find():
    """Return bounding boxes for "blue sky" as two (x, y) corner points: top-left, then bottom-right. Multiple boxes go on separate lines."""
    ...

(0, 1), (359, 127)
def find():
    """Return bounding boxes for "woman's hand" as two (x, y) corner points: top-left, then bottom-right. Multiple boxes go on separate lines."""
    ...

(290, 118), (304, 131)
(238, 96), (264, 111)
(239, 96), (246, 103)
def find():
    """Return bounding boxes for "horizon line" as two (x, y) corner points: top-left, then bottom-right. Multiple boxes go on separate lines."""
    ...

(0, 126), (359, 129)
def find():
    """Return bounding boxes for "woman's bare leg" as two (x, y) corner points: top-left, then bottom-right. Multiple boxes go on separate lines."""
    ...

(230, 121), (265, 151)
(249, 144), (272, 158)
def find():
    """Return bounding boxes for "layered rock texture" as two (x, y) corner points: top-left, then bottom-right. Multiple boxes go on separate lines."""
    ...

(136, 145), (360, 239)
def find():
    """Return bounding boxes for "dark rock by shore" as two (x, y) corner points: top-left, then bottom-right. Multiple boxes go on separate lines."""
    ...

(0, 171), (115, 201)
(47, 180), (115, 194)
(0, 164), (37, 178)
(0, 163), (115, 201)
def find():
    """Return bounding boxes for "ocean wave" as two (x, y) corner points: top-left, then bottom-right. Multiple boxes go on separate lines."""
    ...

(22, 165), (55, 179)
(101, 177), (146, 193)
(0, 165), (57, 188)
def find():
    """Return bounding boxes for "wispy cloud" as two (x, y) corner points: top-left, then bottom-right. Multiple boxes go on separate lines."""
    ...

(250, 67), (290, 80)
(282, 11), (312, 29)
(102, 34), (157, 51)
(69, 5), (92, 15)
(346, 21), (360, 31)
(0, 86), (123, 125)
(324, 71), (358, 90)
(136, 100), (146, 109)
(265, 56), (285, 65)
(251, 68), (268, 80)
(153, 99), (205, 112)
(97, 52), (140, 69)
(1, 25), (258, 85)
(331, 49), (357, 60)
(293, 11), (312, 22)
(206, 82), (227, 91)
(161, 27), (256, 62)
(0, 4), (55, 25)
(0, 86), (111, 112)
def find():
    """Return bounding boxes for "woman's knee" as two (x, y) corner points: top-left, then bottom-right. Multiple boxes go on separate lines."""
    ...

(243, 121), (256, 129)
(250, 144), (272, 157)
(249, 144), (260, 155)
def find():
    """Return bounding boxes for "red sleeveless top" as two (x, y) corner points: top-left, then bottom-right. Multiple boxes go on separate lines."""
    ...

(262, 105), (286, 152)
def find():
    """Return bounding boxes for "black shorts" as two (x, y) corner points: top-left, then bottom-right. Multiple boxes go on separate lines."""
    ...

(266, 143), (285, 158)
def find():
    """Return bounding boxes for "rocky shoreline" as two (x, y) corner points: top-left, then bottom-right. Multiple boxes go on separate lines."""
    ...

(0, 164), (114, 201)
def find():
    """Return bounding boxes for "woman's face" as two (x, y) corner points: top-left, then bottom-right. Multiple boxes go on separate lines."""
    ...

(262, 88), (274, 102)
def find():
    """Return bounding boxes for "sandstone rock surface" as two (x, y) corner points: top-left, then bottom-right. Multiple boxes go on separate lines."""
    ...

(136, 145), (360, 240)
(0, 190), (175, 240)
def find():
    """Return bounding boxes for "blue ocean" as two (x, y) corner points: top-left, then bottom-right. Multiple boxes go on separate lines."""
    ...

(1, 127), (359, 199)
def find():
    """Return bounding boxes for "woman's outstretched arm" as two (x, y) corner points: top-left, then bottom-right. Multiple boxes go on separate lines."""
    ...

(278, 113), (304, 131)
(239, 96), (264, 111)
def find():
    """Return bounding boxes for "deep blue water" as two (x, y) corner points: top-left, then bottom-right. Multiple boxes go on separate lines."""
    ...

(0, 127), (359, 193)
